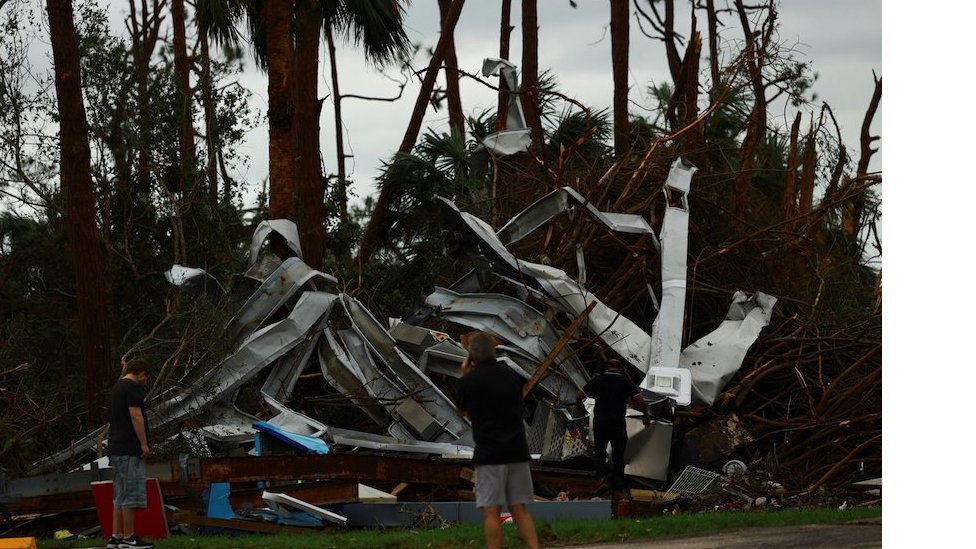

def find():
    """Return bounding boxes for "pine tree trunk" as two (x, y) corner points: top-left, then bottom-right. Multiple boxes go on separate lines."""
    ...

(439, 0), (464, 138)
(46, 0), (114, 429)
(200, 28), (220, 205)
(293, 0), (325, 269)
(520, 0), (543, 154)
(171, 0), (196, 194)
(609, 0), (630, 160)
(496, 0), (513, 131)
(326, 29), (349, 224)
(356, 0), (465, 266)
(264, 0), (296, 221)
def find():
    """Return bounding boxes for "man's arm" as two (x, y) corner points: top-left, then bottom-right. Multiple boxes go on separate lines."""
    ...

(630, 393), (651, 426)
(575, 389), (587, 406)
(128, 407), (150, 459)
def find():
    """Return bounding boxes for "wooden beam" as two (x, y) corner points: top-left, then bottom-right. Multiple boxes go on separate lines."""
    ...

(522, 300), (598, 397)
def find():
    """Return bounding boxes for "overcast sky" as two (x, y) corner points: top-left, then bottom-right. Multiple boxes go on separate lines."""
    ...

(126, 0), (881, 207)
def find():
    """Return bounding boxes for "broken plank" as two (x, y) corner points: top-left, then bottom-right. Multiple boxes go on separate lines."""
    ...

(389, 482), (409, 497)
(522, 300), (598, 397)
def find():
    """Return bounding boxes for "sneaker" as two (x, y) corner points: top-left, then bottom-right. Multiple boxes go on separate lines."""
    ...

(106, 536), (123, 549)
(118, 535), (154, 549)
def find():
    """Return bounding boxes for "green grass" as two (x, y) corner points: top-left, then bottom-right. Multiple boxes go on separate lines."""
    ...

(37, 506), (880, 549)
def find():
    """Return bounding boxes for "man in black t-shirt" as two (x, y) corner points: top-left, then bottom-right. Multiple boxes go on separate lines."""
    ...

(106, 358), (154, 549)
(457, 332), (539, 549)
(577, 359), (650, 493)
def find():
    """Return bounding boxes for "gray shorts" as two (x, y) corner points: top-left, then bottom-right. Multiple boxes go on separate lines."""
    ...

(474, 461), (534, 509)
(109, 455), (147, 508)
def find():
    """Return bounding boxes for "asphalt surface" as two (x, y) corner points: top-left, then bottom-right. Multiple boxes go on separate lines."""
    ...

(573, 520), (881, 548)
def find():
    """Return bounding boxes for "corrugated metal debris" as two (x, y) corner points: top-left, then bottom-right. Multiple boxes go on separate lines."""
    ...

(4, 157), (781, 534)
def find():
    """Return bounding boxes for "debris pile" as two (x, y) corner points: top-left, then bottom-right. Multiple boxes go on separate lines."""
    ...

(0, 156), (880, 537)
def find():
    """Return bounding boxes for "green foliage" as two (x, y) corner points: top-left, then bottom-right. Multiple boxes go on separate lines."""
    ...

(0, 0), (259, 472)
(330, 130), (485, 317)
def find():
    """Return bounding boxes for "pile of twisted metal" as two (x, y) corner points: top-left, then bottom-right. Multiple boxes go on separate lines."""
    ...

(3, 159), (777, 530)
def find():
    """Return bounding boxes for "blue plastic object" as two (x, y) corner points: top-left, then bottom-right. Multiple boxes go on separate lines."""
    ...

(252, 421), (330, 454)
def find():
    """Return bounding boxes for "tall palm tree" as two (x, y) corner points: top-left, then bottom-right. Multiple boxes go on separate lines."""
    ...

(195, 0), (410, 267)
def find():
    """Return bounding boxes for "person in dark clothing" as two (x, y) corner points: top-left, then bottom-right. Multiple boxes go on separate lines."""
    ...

(457, 332), (539, 549)
(106, 358), (154, 549)
(576, 359), (650, 493)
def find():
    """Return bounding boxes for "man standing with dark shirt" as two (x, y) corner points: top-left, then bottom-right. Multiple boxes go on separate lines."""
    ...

(457, 332), (539, 549)
(577, 359), (650, 494)
(106, 358), (154, 549)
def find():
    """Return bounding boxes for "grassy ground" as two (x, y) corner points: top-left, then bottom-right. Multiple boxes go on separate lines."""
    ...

(35, 506), (880, 549)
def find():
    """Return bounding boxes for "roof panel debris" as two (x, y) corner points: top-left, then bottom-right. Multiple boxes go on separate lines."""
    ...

(7, 159), (790, 532)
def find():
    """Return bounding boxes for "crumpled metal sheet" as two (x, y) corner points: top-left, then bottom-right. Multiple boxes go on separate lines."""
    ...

(249, 219), (304, 266)
(164, 264), (225, 297)
(227, 257), (335, 341)
(496, 186), (658, 245)
(680, 291), (777, 405)
(152, 291), (337, 427)
(436, 196), (656, 372)
(423, 287), (589, 392)
(266, 403), (473, 457)
(648, 159), (697, 374)
(340, 295), (473, 444)
(479, 58), (530, 155)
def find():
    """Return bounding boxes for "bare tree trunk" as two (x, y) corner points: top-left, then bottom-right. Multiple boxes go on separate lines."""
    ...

(356, 0), (465, 266)
(798, 122), (817, 216)
(439, 0), (465, 138)
(127, 0), (164, 198)
(171, 0), (196, 194)
(610, 0), (630, 160)
(46, 0), (114, 429)
(705, 0), (721, 100)
(663, 0), (682, 83)
(732, 0), (771, 219)
(844, 74), (881, 237)
(326, 28), (348, 223)
(675, 28), (702, 158)
(496, 0), (513, 131)
(264, 0), (296, 221)
(293, 0), (325, 269)
(856, 74), (882, 177)
(520, 0), (544, 154)
(780, 112), (800, 223)
(199, 27), (220, 205)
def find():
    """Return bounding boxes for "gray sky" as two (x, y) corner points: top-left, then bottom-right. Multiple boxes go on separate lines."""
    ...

(200, 0), (882, 206)
(31, 0), (879, 207)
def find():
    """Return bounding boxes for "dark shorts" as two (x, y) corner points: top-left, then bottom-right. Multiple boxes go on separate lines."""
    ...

(474, 461), (534, 509)
(109, 455), (147, 508)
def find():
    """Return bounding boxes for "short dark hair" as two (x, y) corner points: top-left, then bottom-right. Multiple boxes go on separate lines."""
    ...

(123, 358), (151, 376)
(467, 332), (497, 364)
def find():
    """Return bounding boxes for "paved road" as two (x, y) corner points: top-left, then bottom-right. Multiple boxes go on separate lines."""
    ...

(573, 521), (881, 549)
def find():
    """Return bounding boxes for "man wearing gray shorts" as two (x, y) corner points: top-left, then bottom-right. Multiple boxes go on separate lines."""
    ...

(106, 359), (154, 549)
(457, 332), (539, 549)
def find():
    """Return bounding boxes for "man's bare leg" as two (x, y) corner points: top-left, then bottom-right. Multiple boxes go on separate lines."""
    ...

(112, 507), (123, 537)
(481, 505), (503, 549)
(122, 508), (137, 538)
(509, 504), (539, 549)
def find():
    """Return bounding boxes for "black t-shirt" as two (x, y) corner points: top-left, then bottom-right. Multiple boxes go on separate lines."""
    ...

(457, 359), (531, 465)
(107, 378), (148, 456)
(581, 370), (640, 428)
